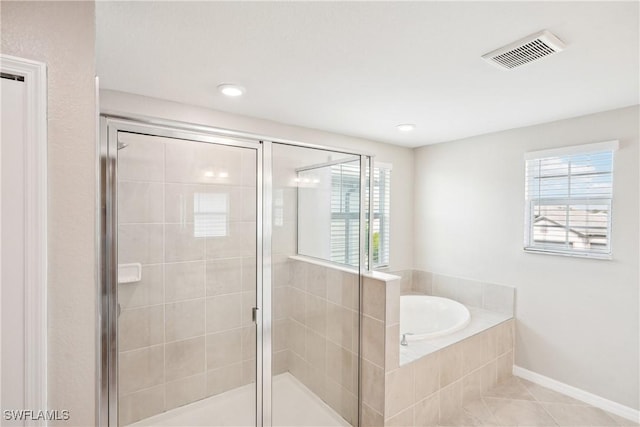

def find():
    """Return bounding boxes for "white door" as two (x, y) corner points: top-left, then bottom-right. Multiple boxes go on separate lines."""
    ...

(0, 55), (47, 426)
(1, 74), (27, 422)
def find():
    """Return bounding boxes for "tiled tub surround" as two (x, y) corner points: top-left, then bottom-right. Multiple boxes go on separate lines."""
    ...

(361, 272), (403, 426)
(394, 270), (433, 296)
(117, 133), (258, 425)
(390, 270), (515, 365)
(400, 307), (512, 366)
(361, 268), (516, 426)
(393, 269), (515, 317)
(384, 320), (515, 426)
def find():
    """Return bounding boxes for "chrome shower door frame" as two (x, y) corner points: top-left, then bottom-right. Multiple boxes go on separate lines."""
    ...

(98, 116), (265, 427)
(98, 114), (374, 427)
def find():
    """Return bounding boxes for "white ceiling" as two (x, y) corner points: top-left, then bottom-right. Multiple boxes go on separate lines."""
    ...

(96, 1), (639, 147)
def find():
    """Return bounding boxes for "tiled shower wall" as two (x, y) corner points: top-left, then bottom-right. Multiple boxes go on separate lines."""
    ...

(117, 132), (257, 425)
(286, 259), (361, 424)
(271, 182), (297, 376)
(270, 144), (307, 379)
(275, 254), (396, 427)
(271, 184), (362, 424)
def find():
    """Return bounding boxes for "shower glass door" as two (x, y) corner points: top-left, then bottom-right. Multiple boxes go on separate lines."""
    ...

(270, 143), (364, 427)
(114, 130), (259, 426)
(101, 118), (370, 427)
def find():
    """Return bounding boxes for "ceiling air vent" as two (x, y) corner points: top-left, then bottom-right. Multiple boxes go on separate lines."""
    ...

(482, 30), (566, 69)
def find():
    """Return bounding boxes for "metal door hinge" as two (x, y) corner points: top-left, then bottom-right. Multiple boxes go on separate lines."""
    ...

(252, 307), (259, 323)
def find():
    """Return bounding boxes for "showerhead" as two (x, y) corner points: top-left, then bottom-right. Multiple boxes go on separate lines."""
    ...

(117, 142), (128, 150)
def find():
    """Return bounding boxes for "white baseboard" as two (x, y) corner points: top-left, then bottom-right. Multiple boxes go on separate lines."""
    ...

(513, 366), (639, 423)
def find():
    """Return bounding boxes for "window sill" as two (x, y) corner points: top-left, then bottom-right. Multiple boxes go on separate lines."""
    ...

(523, 247), (612, 260)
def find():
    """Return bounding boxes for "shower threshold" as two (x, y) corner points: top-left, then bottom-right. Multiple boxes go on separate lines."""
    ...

(129, 372), (351, 427)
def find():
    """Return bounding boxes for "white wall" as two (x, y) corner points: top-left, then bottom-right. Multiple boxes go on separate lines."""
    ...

(101, 90), (415, 271)
(413, 105), (639, 409)
(1, 2), (97, 425)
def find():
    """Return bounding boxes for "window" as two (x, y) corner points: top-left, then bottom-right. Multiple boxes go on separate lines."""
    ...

(370, 165), (391, 267)
(329, 162), (391, 268)
(194, 192), (228, 237)
(329, 162), (361, 266)
(524, 140), (618, 258)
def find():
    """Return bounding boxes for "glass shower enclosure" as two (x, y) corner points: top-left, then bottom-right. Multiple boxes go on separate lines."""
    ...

(99, 116), (371, 427)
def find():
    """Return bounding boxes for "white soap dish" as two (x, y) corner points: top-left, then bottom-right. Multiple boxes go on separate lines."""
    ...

(118, 263), (142, 284)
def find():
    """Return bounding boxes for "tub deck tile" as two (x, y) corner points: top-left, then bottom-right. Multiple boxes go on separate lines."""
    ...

(399, 307), (511, 366)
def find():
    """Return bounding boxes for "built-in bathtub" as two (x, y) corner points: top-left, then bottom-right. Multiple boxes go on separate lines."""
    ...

(387, 270), (516, 425)
(398, 298), (512, 364)
(400, 295), (471, 341)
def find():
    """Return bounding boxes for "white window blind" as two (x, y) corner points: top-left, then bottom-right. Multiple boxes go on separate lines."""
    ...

(524, 141), (617, 258)
(329, 162), (391, 268)
(371, 165), (391, 267)
(194, 192), (228, 237)
(330, 163), (361, 266)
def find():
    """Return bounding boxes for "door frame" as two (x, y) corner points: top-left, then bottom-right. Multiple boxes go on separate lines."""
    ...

(0, 54), (48, 421)
(98, 114), (373, 427)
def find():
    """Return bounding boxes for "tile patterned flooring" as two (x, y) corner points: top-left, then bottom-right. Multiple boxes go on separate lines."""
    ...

(440, 376), (639, 427)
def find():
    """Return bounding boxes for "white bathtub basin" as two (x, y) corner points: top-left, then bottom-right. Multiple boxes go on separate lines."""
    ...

(400, 295), (471, 341)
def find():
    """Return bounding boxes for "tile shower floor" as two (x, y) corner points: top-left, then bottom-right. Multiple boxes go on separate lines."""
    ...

(441, 376), (639, 427)
(130, 373), (350, 427)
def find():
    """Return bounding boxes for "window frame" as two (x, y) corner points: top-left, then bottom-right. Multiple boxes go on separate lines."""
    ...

(523, 140), (618, 260)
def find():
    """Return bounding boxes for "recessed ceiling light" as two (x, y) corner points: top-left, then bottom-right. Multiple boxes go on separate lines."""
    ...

(396, 124), (416, 132)
(217, 83), (245, 97)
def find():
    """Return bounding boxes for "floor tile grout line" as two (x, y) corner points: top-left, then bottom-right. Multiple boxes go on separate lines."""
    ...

(535, 397), (562, 427)
(517, 376), (600, 409)
(466, 377), (635, 427)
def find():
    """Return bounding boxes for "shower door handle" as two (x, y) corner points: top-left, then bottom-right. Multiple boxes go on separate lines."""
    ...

(251, 307), (259, 323)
